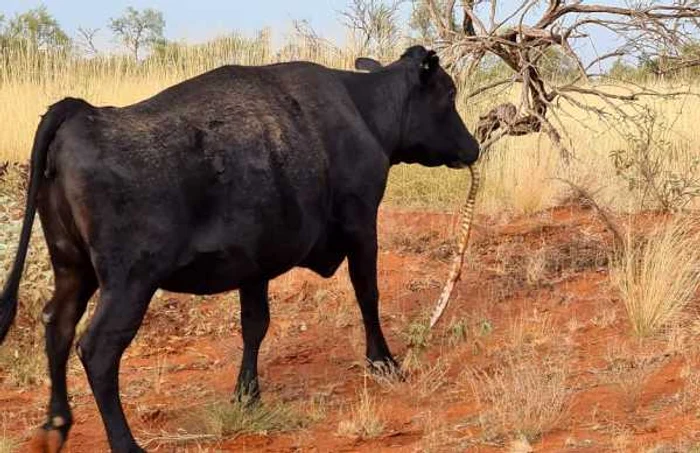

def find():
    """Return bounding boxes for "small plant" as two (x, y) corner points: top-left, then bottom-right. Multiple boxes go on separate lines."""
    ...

(337, 376), (385, 439)
(478, 318), (494, 337)
(525, 245), (548, 286)
(447, 318), (469, 346)
(402, 318), (431, 350)
(401, 317), (432, 371)
(466, 358), (569, 443)
(610, 217), (700, 337)
(608, 355), (654, 412)
(610, 110), (700, 212)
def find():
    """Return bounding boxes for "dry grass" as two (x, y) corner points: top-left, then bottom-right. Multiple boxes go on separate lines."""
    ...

(525, 245), (548, 286)
(507, 311), (555, 356)
(0, 432), (15, 453)
(608, 354), (656, 412)
(0, 34), (356, 164)
(610, 217), (700, 337)
(185, 400), (304, 440)
(415, 411), (454, 453)
(1, 33), (698, 215)
(337, 377), (385, 439)
(465, 357), (569, 443)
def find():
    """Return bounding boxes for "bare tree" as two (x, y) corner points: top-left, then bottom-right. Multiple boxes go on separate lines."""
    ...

(340, 0), (404, 59)
(109, 7), (165, 60)
(415, 0), (700, 158)
(77, 27), (99, 56)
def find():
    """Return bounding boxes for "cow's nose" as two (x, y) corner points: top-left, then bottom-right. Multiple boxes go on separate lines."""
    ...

(461, 141), (480, 165)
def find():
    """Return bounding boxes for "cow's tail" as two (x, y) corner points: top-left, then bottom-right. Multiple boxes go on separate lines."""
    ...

(0, 97), (89, 345)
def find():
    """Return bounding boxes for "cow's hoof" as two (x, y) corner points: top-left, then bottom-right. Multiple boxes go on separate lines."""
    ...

(232, 380), (261, 407)
(231, 390), (261, 408)
(26, 427), (65, 453)
(368, 358), (405, 381)
(231, 393), (261, 408)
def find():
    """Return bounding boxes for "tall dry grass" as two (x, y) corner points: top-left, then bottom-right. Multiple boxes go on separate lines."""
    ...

(610, 217), (700, 337)
(337, 376), (385, 439)
(1, 33), (698, 213)
(0, 31), (361, 163)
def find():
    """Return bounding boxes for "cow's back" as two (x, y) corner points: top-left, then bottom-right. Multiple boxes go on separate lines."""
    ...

(50, 63), (348, 293)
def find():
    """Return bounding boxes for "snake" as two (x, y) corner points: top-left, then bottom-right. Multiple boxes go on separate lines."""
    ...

(429, 164), (481, 328)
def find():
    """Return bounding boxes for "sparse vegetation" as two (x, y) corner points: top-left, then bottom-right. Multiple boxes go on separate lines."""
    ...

(2, 1), (700, 451)
(0, 433), (15, 453)
(465, 358), (569, 443)
(607, 353), (656, 412)
(610, 110), (700, 212)
(400, 317), (432, 371)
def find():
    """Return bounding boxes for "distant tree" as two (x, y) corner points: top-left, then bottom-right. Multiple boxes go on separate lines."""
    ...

(608, 59), (643, 82)
(537, 47), (578, 83)
(109, 7), (165, 60)
(409, 0), (454, 44)
(0, 14), (6, 49)
(0, 5), (70, 51)
(339, 0), (403, 59)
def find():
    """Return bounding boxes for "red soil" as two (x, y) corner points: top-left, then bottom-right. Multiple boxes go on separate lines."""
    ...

(2, 204), (700, 452)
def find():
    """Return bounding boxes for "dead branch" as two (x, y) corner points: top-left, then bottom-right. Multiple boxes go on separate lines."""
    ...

(417, 0), (700, 157)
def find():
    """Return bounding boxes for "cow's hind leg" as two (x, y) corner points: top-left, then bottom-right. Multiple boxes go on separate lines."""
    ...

(233, 280), (270, 405)
(28, 266), (97, 453)
(76, 283), (154, 453)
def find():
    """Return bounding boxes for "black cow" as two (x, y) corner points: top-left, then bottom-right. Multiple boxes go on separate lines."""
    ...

(0, 46), (479, 452)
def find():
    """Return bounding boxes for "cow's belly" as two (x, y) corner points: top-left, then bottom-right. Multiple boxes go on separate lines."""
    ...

(160, 216), (324, 295)
(160, 250), (257, 294)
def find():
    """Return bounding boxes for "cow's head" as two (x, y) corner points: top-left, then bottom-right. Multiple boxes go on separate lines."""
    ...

(356, 46), (480, 168)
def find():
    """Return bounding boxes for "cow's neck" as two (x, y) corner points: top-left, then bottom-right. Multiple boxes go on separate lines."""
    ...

(340, 68), (408, 160)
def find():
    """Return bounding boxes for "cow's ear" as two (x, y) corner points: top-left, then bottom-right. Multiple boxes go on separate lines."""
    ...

(355, 57), (383, 72)
(420, 51), (440, 83)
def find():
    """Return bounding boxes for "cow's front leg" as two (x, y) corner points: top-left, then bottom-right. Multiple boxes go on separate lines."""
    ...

(347, 232), (399, 375)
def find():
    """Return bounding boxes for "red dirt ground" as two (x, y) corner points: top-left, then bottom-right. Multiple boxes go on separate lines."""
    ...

(3, 204), (700, 452)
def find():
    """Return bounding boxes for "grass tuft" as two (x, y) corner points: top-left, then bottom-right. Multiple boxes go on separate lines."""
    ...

(611, 217), (700, 337)
(337, 377), (385, 439)
(186, 400), (305, 440)
(466, 357), (569, 443)
(0, 434), (15, 453)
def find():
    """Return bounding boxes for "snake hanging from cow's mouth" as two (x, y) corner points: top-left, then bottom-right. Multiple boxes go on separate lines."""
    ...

(429, 164), (480, 328)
